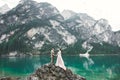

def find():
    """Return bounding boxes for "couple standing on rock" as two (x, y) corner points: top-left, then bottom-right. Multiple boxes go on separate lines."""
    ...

(50, 48), (66, 70)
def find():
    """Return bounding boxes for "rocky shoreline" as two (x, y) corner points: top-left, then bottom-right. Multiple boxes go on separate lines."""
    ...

(0, 63), (86, 80)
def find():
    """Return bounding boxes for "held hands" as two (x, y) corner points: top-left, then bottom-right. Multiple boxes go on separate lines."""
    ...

(53, 53), (57, 56)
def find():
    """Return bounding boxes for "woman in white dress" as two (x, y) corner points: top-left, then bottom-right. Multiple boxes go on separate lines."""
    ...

(55, 49), (66, 70)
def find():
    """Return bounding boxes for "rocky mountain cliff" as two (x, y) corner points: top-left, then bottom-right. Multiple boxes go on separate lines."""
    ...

(113, 30), (120, 47)
(62, 10), (120, 54)
(62, 10), (113, 42)
(0, 0), (120, 55)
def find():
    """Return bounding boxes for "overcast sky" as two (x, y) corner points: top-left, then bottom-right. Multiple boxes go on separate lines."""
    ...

(0, 0), (120, 31)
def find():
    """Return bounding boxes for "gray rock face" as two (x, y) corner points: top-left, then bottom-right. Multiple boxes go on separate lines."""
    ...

(62, 10), (96, 39)
(0, 0), (62, 28)
(62, 10), (112, 41)
(62, 10), (120, 47)
(27, 63), (86, 80)
(0, 0), (76, 54)
(113, 31), (120, 47)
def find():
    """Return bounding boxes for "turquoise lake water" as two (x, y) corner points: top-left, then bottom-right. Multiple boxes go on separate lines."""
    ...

(0, 55), (120, 80)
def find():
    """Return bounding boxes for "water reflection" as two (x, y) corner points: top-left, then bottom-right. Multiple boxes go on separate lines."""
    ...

(107, 64), (120, 80)
(0, 55), (50, 77)
(79, 46), (94, 70)
(65, 55), (120, 80)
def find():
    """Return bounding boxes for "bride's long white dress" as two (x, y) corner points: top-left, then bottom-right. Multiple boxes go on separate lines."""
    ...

(55, 50), (66, 70)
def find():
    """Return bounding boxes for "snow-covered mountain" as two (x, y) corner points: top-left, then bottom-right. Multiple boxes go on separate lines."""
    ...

(0, 0), (119, 55)
(0, 4), (10, 14)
